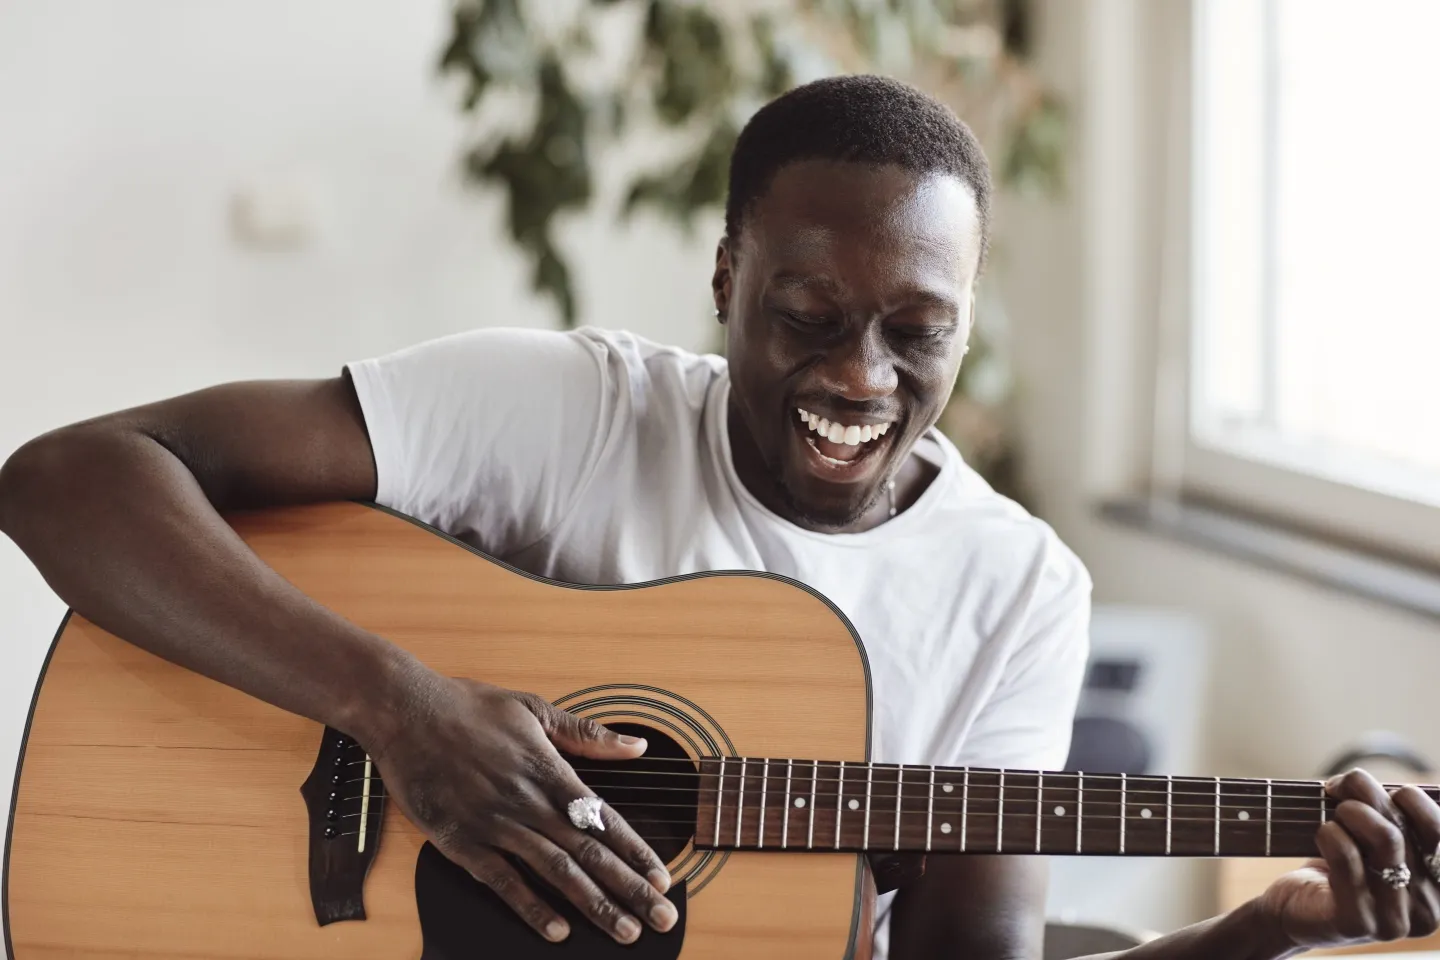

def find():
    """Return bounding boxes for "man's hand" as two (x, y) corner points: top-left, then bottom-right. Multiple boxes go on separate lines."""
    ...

(367, 674), (677, 945)
(1254, 769), (1440, 951)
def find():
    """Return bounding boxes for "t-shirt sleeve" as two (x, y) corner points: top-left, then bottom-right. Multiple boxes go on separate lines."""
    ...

(345, 327), (616, 556)
(953, 540), (1092, 772)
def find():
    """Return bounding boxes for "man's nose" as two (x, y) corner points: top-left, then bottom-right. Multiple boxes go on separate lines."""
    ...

(815, 328), (898, 402)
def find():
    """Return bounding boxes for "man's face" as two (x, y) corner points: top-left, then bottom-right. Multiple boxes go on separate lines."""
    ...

(715, 160), (981, 530)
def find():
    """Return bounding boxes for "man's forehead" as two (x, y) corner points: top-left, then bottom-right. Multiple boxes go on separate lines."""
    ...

(744, 161), (982, 279)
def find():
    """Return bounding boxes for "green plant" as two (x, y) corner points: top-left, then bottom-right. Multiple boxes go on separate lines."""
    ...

(438, 0), (1065, 502)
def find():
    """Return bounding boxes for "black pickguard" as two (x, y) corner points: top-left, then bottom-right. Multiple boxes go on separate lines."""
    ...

(416, 842), (687, 959)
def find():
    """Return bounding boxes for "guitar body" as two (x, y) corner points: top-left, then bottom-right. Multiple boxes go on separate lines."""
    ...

(4, 502), (874, 959)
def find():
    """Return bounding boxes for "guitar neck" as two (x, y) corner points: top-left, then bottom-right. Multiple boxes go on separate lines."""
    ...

(695, 758), (1439, 858)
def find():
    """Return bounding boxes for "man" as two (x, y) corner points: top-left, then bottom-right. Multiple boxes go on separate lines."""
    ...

(2, 75), (1438, 957)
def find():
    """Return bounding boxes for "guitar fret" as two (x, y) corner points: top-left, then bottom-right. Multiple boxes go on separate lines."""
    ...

(1213, 777), (1221, 856)
(1034, 772), (1043, 853)
(1265, 778), (1272, 856)
(926, 765), (935, 853)
(1320, 781), (1327, 826)
(736, 757), (747, 848)
(714, 757), (725, 848)
(863, 763), (872, 850)
(807, 760), (818, 850)
(782, 760), (793, 849)
(1119, 772), (1127, 854)
(893, 767), (903, 851)
(757, 758), (767, 849)
(996, 770), (1006, 852)
(960, 769), (970, 852)
(699, 761), (1414, 856)
(1165, 775), (1172, 855)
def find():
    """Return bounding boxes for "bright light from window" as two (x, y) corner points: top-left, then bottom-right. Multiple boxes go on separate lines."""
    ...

(1193, 0), (1440, 506)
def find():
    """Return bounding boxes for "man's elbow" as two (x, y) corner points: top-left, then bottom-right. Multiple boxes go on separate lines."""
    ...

(0, 428), (88, 538)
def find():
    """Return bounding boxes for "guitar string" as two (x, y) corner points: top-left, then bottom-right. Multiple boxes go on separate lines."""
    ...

(327, 803), (1344, 827)
(330, 775), (1361, 816)
(334, 766), (1418, 810)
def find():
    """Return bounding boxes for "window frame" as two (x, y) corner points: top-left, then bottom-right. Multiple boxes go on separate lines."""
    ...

(1176, 0), (1440, 568)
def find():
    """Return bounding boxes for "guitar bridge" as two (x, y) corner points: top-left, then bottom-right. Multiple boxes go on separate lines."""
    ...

(299, 726), (387, 925)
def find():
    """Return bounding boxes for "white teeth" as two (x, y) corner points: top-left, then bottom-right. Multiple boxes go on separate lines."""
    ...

(795, 408), (893, 446)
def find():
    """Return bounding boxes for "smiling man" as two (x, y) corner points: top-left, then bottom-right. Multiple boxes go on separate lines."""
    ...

(4, 75), (1440, 959)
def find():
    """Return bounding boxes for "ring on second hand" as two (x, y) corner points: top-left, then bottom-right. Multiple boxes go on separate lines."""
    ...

(1426, 846), (1440, 885)
(1377, 863), (1412, 890)
(568, 796), (606, 833)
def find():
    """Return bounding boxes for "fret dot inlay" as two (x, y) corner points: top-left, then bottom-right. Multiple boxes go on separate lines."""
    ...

(794, 798), (806, 808)
(1054, 806), (1066, 817)
(940, 823), (952, 834)
(848, 799), (859, 811)
(1141, 808), (1152, 819)
(1238, 811), (1250, 821)
(943, 783), (954, 793)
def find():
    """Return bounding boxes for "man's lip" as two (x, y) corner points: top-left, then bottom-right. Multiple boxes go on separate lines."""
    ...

(789, 414), (893, 480)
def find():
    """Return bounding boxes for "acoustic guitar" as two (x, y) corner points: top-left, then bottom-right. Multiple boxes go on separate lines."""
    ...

(3, 502), (1430, 959)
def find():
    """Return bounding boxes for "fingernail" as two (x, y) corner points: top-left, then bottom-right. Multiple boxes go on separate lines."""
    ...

(617, 735), (646, 747)
(648, 867), (671, 893)
(544, 920), (569, 942)
(651, 900), (678, 931)
(616, 916), (642, 942)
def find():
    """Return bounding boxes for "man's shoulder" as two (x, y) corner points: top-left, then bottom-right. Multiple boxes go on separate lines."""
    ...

(571, 326), (725, 380)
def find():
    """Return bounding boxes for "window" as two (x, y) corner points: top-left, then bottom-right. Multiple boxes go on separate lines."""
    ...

(1189, 0), (1440, 559)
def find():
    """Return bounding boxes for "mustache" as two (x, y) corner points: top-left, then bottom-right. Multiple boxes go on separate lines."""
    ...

(791, 396), (903, 420)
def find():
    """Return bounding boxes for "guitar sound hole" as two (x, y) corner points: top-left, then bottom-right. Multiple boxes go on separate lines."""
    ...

(565, 723), (698, 863)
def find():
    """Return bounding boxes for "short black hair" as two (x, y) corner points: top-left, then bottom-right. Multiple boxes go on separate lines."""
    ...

(724, 74), (992, 269)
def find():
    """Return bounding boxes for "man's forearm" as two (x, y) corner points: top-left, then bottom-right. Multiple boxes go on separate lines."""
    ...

(1079, 900), (1300, 960)
(0, 424), (415, 747)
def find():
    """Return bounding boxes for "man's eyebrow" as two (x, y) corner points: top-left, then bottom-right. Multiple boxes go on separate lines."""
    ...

(769, 272), (960, 316)
(770, 272), (843, 296)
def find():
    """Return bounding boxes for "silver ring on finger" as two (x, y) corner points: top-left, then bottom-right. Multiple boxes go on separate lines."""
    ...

(567, 795), (606, 833)
(1426, 845), (1440, 885)
(1376, 862), (1412, 890)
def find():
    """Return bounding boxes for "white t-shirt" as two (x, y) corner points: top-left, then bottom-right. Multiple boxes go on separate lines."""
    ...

(348, 325), (1091, 956)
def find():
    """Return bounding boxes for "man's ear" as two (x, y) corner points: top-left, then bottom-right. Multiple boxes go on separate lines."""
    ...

(712, 237), (734, 323)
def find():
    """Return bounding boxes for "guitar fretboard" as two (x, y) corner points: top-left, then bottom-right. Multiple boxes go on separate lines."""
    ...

(693, 759), (1439, 858)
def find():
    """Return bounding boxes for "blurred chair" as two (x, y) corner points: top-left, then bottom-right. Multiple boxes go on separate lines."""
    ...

(1044, 921), (1151, 958)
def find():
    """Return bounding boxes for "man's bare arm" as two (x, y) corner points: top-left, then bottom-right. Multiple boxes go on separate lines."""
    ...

(0, 377), (677, 944)
(0, 377), (395, 736)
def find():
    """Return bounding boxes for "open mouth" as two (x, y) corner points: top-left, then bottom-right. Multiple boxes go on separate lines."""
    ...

(792, 407), (895, 478)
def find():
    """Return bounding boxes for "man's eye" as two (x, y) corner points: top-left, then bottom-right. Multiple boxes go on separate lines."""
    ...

(782, 310), (834, 329)
(895, 325), (952, 341)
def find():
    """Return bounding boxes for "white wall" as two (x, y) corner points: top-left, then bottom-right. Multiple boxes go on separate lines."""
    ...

(999, 0), (1440, 928)
(0, 0), (715, 888)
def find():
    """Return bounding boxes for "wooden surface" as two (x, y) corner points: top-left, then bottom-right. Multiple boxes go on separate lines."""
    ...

(6, 502), (872, 959)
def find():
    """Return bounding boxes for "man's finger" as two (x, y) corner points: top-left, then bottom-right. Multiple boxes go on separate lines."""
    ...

(536, 759), (672, 894)
(524, 695), (648, 760)
(1333, 800), (1411, 940)
(463, 847), (571, 943)
(1316, 819), (1377, 941)
(1392, 786), (1440, 935)
(544, 809), (679, 933)
(499, 825), (644, 945)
